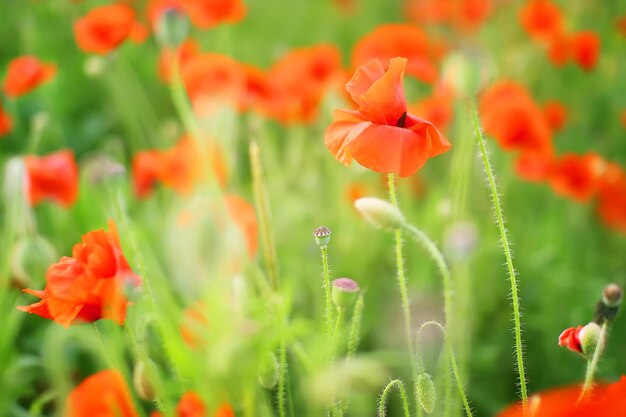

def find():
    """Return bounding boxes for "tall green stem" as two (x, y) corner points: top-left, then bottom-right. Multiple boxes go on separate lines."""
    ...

(378, 379), (411, 417)
(321, 247), (333, 339)
(580, 320), (608, 400)
(470, 101), (528, 410)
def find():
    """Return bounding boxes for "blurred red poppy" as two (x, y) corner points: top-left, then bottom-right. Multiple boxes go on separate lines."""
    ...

(214, 403), (235, 417)
(519, 0), (564, 43)
(547, 34), (571, 67)
(74, 4), (139, 54)
(480, 81), (553, 155)
(3, 55), (56, 98)
(542, 101), (567, 132)
(618, 16), (626, 37)
(352, 24), (439, 84)
(224, 194), (258, 259)
(405, 0), (492, 32)
(325, 57), (450, 177)
(570, 31), (600, 71)
(549, 153), (604, 202)
(148, 0), (245, 30)
(0, 103), (12, 137)
(515, 152), (554, 182)
(158, 39), (200, 82)
(25, 150), (79, 207)
(18, 220), (141, 327)
(177, 392), (206, 417)
(66, 370), (138, 417)
(409, 85), (454, 132)
(597, 163), (626, 233)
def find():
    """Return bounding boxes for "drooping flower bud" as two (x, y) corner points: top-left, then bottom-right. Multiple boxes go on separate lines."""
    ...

(257, 351), (280, 389)
(354, 197), (405, 230)
(313, 226), (331, 249)
(595, 283), (622, 323)
(331, 278), (360, 309)
(155, 7), (189, 49)
(415, 372), (436, 414)
(133, 360), (156, 401)
(558, 322), (604, 359)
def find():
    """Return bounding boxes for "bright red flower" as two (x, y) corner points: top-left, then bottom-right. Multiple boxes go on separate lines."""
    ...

(3, 55), (56, 98)
(519, 0), (564, 43)
(132, 150), (162, 198)
(558, 325), (583, 354)
(214, 403), (235, 417)
(18, 220), (141, 327)
(0, 102), (12, 137)
(547, 34), (571, 67)
(180, 0), (246, 28)
(325, 57), (450, 177)
(570, 31), (600, 71)
(405, 0), (492, 32)
(65, 370), (138, 417)
(352, 24), (439, 84)
(597, 163), (626, 233)
(25, 149), (79, 207)
(542, 101), (567, 132)
(158, 39), (200, 82)
(74, 4), (139, 54)
(480, 81), (553, 155)
(549, 153), (604, 202)
(177, 392), (206, 417)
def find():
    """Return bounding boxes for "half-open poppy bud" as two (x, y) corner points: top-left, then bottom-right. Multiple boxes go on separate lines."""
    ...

(558, 322), (602, 359)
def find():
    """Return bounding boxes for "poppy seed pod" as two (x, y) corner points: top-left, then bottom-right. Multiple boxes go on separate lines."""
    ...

(156, 8), (189, 48)
(354, 197), (405, 230)
(595, 283), (622, 323)
(313, 226), (331, 249)
(415, 372), (436, 414)
(257, 352), (280, 389)
(331, 278), (360, 309)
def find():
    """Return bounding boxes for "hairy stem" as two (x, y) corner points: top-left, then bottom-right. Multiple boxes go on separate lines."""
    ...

(321, 247), (333, 340)
(470, 101), (528, 410)
(277, 340), (287, 417)
(580, 320), (608, 400)
(378, 379), (411, 417)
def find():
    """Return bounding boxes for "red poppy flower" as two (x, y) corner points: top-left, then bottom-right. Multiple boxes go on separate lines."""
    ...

(405, 0), (492, 32)
(74, 4), (138, 54)
(352, 24), (438, 84)
(549, 152), (604, 202)
(25, 149), (79, 207)
(18, 220), (141, 327)
(0, 102), (12, 137)
(519, 0), (564, 43)
(180, 0), (246, 28)
(497, 377), (626, 417)
(66, 370), (138, 417)
(558, 325), (583, 354)
(515, 152), (554, 182)
(547, 34), (571, 67)
(177, 392), (206, 417)
(158, 39), (200, 82)
(325, 57), (450, 177)
(542, 101), (567, 132)
(597, 163), (626, 233)
(214, 403), (235, 417)
(480, 81), (553, 155)
(132, 150), (162, 198)
(570, 31), (600, 71)
(3, 55), (56, 98)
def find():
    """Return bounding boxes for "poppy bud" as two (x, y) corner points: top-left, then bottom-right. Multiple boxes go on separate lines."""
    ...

(415, 372), (436, 414)
(579, 322), (603, 359)
(10, 235), (56, 288)
(331, 278), (360, 309)
(83, 56), (107, 77)
(313, 226), (331, 249)
(133, 360), (156, 401)
(354, 197), (405, 230)
(594, 283), (622, 323)
(156, 8), (189, 49)
(257, 352), (279, 389)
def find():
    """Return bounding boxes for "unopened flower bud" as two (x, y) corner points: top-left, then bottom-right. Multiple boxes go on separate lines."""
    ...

(354, 197), (405, 230)
(133, 360), (156, 401)
(331, 278), (360, 309)
(579, 322), (603, 359)
(415, 372), (436, 414)
(313, 226), (331, 249)
(257, 352), (280, 389)
(156, 7), (189, 48)
(83, 56), (107, 77)
(595, 284), (622, 323)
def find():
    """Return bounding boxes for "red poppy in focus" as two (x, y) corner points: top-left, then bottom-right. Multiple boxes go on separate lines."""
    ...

(570, 31), (600, 71)
(177, 392), (206, 417)
(597, 163), (626, 233)
(542, 101), (567, 132)
(480, 81), (553, 155)
(519, 0), (564, 43)
(265, 44), (343, 123)
(515, 152), (554, 182)
(18, 220), (141, 327)
(352, 24), (439, 84)
(74, 4), (139, 54)
(405, 0), (492, 32)
(497, 376), (626, 417)
(549, 152), (604, 202)
(66, 370), (138, 417)
(325, 57), (450, 177)
(0, 103), (12, 137)
(25, 150), (79, 207)
(3, 55), (56, 98)
(557, 325), (584, 354)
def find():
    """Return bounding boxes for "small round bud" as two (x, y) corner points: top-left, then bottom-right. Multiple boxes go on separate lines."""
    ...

(83, 56), (107, 77)
(415, 372), (436, 414)
(603, 284), (622, 308)
(257, 352), (280, 389)
(155, 7), (189, 48)
(579, 322), (603, 359)
(313, 226), (331, 249)
(354, 197), (405, 230)
(331, 278), (360, 309)
(133, 361), (156, 401)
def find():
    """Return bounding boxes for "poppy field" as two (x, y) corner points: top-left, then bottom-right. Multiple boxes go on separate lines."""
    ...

(1, 0), (626, 416)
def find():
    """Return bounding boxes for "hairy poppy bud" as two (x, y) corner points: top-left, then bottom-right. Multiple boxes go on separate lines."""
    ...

(595, 283), (622, 323)
(313, 226), (331, 249)
(415, 372), (436, 414)
(354, 197), (405, 230)
(257, 352), (279, 389)
(579, 322), (603, 359)
(156, 8), (189, 48)
(331, 278), (360, 309)
(133, 360), (155, 401)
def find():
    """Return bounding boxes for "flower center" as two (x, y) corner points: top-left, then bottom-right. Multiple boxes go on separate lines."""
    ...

(396, 112), (407, 128)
